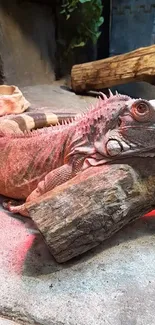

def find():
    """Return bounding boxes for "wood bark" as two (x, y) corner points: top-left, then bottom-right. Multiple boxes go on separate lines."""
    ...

(27, 158), (155, 263)
(71, 45), (155, 93)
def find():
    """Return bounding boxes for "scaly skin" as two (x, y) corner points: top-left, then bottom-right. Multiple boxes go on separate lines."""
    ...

(2, 91), (155, 216)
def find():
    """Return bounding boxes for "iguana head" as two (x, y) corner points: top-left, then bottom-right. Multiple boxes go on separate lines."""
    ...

(94, 92), (155, 162)
(77, 92), (155, 168)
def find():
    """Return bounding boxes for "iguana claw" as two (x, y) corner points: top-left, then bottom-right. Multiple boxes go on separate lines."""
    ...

(3, 200), (29, 217)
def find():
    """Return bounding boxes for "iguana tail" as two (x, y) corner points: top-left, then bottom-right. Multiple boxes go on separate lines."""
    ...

(0, 111), (76, 134)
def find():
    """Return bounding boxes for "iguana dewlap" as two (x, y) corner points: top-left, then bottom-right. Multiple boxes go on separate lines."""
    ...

(2, 91), (155, 216)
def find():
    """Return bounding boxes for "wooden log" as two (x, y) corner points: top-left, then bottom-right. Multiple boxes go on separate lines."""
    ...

(71, 45), (155, 93)
(27, 158), (155, 263)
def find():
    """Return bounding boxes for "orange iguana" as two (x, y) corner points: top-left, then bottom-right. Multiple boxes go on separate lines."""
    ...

(1, 91), (155, 217)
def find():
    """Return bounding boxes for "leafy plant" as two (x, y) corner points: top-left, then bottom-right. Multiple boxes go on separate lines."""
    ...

(60, 0), (104, 51)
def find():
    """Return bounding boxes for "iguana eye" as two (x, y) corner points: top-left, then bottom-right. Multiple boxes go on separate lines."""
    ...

(131, 100), (151, 122)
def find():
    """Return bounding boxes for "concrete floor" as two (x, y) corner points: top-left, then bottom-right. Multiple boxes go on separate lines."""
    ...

(1, 207), (155, 325)
(21, 83), (97, 113)
(1, 85), (155, 325)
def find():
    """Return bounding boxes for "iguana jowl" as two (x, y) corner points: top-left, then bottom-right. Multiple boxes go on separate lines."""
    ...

(2, 91), (155, 216)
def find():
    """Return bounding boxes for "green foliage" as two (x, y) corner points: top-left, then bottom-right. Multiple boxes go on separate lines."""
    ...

(60, 0), (104, 51)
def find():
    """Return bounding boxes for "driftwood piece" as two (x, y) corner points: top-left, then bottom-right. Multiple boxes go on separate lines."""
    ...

(71, 45), (155, 93)
(27, 158), (155, 263)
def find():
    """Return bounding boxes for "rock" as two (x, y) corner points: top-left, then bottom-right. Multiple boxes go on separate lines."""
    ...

(0, 0), (56, 86)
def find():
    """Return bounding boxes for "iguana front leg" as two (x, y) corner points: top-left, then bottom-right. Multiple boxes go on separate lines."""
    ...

(4, 164), (73, 216)
(27, 163), (73, 201)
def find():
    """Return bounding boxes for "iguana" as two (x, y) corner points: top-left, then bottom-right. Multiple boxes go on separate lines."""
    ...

(2, 91), (155, 217)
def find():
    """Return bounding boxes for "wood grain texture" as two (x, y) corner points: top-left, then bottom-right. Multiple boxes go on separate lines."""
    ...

(27, 158), (155, 263)
(71, 45), (155, 93)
